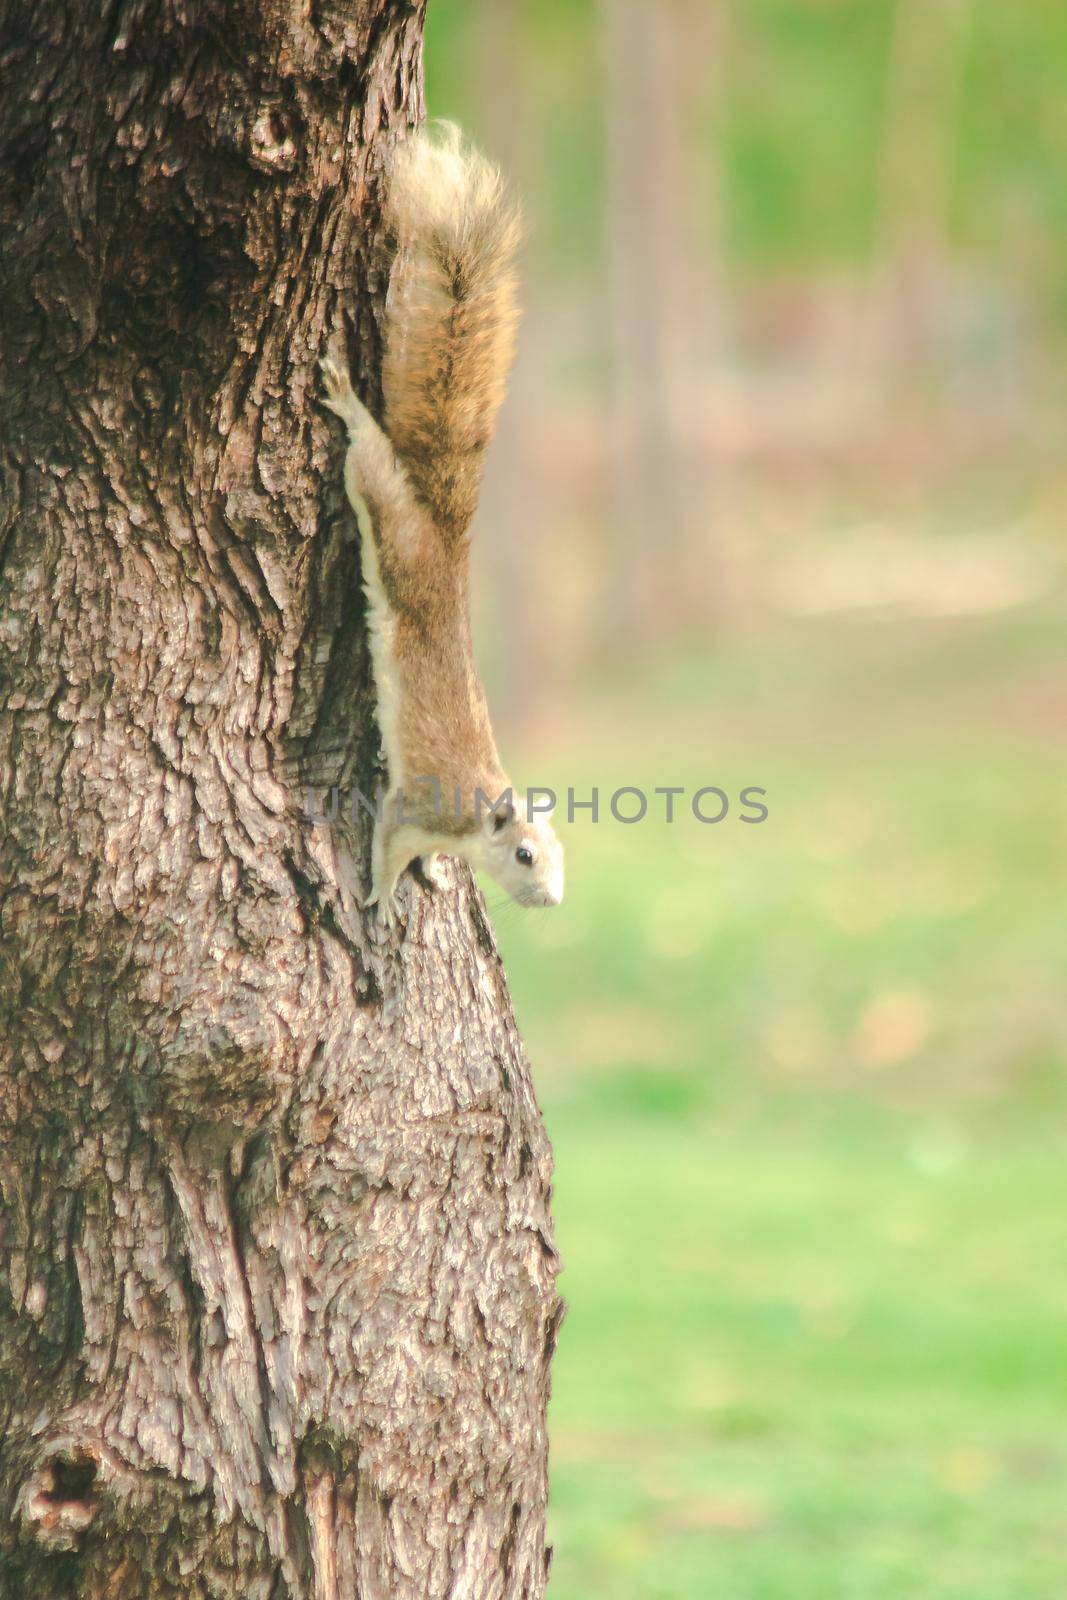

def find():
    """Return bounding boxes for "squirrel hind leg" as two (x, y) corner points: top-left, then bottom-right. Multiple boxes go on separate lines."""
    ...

(320, 356), (366, 432)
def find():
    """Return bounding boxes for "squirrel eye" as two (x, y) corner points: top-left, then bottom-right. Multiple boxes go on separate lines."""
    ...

(515, 846), (534, 868)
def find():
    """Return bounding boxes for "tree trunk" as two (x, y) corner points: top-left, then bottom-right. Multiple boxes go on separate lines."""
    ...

(472, 0), (545, 732)
(0, 4), (561, 1597)
(600, 0), (725, 643)
(871, 0), (971, 386)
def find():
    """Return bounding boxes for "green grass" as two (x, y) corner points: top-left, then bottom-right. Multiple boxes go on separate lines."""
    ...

(485, 600), (1067, 1599)
(542, 1121), (1067, 1600)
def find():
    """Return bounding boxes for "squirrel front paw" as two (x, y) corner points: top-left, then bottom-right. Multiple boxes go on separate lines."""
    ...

(364, 884), (402, 932)
(419, 853), (450, 892)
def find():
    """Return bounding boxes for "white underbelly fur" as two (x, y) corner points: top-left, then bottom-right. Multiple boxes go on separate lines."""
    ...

(351, 493), (405, 797)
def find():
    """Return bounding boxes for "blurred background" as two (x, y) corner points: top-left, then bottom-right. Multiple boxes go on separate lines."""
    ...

(426, 4), (1067, 1596)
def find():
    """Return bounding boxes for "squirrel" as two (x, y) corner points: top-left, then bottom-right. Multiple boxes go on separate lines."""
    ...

(321, 123), (565, 928)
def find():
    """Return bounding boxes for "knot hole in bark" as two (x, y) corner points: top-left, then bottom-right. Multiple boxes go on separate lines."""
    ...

(19, 1451), (99, 1546)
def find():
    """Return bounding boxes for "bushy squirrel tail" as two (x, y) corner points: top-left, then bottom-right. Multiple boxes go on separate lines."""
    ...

(382, 122), (522, 542)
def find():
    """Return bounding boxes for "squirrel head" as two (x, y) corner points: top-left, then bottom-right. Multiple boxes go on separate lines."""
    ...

(477, 800), (564, 908)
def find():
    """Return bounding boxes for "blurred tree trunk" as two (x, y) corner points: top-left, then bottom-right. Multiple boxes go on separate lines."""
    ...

(0, 3), (560, 1598)
(872, 0), (971, 387)
(600, 0), (727, 642)
(474, 0), (548, 729)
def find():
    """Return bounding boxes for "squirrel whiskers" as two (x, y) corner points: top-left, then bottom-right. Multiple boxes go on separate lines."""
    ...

(321, 123), (564, 928)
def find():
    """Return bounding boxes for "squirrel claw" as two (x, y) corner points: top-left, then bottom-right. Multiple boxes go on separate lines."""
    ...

(319, 356), (353, 416)
(320, 355), (377, 433)
(364, 885), (401, 931)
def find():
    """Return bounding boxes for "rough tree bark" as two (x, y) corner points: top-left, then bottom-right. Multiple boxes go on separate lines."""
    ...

(0, 3), (561, 1597)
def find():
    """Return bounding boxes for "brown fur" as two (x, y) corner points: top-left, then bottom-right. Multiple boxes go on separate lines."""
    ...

(368, 499), (510, 833)
(321, 127), (563, 918)
(381, 122), (521, 543)
(332, 379), (511, 837)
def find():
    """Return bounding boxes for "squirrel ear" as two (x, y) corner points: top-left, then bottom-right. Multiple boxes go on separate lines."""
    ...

(483, 804), (513, 836)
